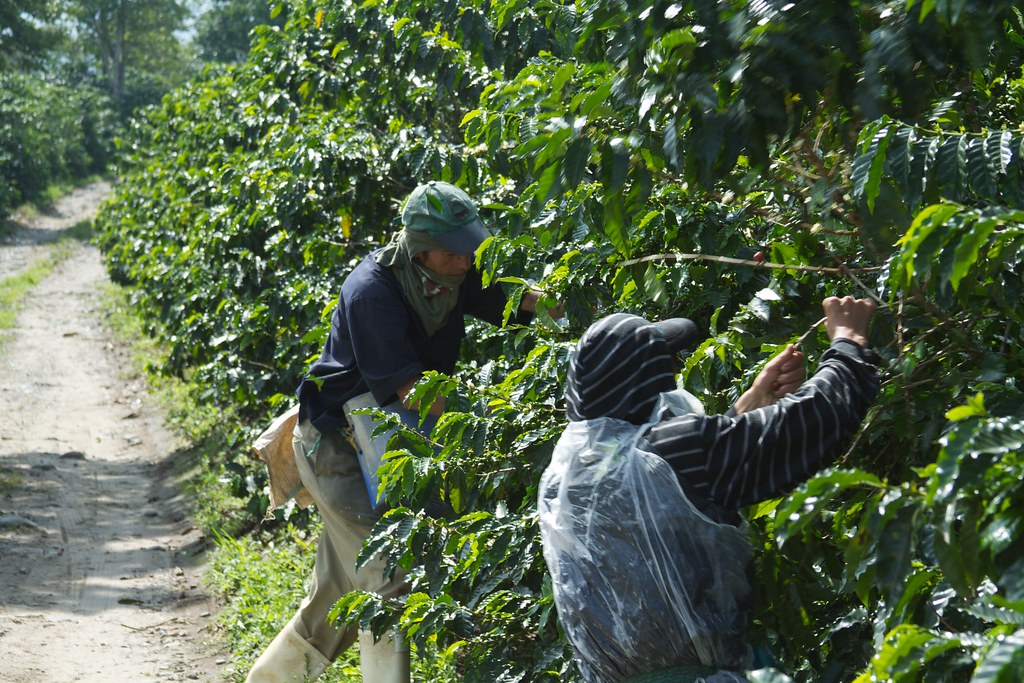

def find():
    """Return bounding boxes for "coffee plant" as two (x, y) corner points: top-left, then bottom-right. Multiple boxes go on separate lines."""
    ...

(0, 73), (116, 219)
(96, 0), (1024, 680)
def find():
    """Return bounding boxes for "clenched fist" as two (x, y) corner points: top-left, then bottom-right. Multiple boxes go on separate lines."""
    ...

(732, 345), (806, 415)
(822, 296), (875, 348)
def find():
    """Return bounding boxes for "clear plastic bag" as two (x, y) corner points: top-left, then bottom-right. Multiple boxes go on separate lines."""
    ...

(538, 390), (753, 682)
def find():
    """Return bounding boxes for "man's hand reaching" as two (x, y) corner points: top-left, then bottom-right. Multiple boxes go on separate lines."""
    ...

(732, 345), (806, 415)
(521, 289), (565, 318)
(823, 296), (875, 348)
(731, 296), (876, 416)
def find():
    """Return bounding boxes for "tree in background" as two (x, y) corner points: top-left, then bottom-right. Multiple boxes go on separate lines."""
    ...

(0, 0), (61, 71)
(192, 0), (285, 64)
(0, 0), (120, 221)
(0, 0), (220, 220)
(62, 0), (194, 115)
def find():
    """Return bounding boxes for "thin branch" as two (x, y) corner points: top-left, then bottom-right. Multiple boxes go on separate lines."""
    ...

(881, 342), (958, 389)
(839, 404), (882, 465)
(794, 317), (827, 350)
(896, 295), (905, 362)
(709, 190), (860, 236)
(120, 617), (186, 632)
(826, 257), (888, 307)
(774, 160), (821, 183)
(617, 252), (884, 274)
(891, 378), (937, 391)
(802, 136), (833, 183)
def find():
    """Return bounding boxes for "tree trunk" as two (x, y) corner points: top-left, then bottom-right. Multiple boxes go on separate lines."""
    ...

(112, 0), (125, 111)
(91, 1), (126, 112)
(92, 12), (111, 90)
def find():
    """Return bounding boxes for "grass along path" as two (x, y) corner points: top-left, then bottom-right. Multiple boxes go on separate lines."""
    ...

(0, 229), (86, 337)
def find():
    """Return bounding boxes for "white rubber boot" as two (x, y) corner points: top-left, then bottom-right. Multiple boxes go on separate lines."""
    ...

(246, 617), (331, 683)
(358, 628), (410, 683)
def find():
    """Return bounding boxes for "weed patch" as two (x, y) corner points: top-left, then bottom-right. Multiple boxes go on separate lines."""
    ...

(0, 245), (67, 332)
(0, 225), (92, 336)
(207, 528), (457, 682)
(0, 467), (23, 494)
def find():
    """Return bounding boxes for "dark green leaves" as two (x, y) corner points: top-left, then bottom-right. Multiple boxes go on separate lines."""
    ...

(853, 122), (1024, 213)
(853, 121), (896, 214)
(891, 202), (1024, 302)
(93, 1), (1024, 681)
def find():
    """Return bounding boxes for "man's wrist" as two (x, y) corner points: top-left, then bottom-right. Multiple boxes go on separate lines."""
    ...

(829, 337), (880, 366)
(732, 387), (770, 415)
(830, 330), (869, 348)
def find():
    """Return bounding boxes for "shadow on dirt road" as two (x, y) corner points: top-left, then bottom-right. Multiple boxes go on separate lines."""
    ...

(0, 182), (227, 682)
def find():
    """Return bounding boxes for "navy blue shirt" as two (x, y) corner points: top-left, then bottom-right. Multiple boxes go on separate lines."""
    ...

(297, 252), (528, 434)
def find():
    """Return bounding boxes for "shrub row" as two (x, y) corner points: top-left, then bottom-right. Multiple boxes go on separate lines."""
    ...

(96, 1), (1024, 680)
(0, 74), (117, 218)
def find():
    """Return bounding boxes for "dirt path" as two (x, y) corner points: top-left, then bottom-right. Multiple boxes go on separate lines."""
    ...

(0, 182), (112, 280)
(0, 183), (226, 682)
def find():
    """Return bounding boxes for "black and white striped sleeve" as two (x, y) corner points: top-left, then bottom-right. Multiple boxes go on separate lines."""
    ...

(645, 339), (880, 509)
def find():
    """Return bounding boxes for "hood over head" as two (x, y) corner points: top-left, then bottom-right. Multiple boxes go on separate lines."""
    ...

(565, 313), (699, 424)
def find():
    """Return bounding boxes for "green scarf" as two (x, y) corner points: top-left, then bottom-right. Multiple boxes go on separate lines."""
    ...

(375, 230), (467, 336)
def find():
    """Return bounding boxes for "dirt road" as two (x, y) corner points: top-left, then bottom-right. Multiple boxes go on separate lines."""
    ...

(0, 183), (225, 681)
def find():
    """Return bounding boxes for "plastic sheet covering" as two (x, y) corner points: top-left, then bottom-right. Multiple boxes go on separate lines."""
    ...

(538, 390), (753, 682)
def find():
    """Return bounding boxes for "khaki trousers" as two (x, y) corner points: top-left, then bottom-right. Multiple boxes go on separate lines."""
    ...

(290, 418), (409, 661)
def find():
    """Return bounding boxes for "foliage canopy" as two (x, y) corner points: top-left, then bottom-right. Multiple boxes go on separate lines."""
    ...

(0, 0), (219, 221)
(192, 0), (288, 64)
(96, 0), (1024, 680)
(0, 73), (117, 217)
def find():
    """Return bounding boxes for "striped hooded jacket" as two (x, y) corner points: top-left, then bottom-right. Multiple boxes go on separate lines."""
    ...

(565, 312), (880, 520)
(539, 313), (879, 682)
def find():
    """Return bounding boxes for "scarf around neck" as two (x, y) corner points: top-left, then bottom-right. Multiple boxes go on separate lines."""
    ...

(375, 230), (467, 336)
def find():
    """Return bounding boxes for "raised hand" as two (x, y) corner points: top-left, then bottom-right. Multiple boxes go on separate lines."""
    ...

(822, 296), (876, 348)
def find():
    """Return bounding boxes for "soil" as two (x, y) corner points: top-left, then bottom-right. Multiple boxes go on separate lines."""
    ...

(0, 182), (227, 682)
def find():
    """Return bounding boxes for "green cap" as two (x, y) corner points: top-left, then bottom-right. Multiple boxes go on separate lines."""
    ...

(401, 181), (491, 254)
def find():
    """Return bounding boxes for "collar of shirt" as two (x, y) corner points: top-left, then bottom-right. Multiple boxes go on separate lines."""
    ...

(420, 273), (449, 297)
